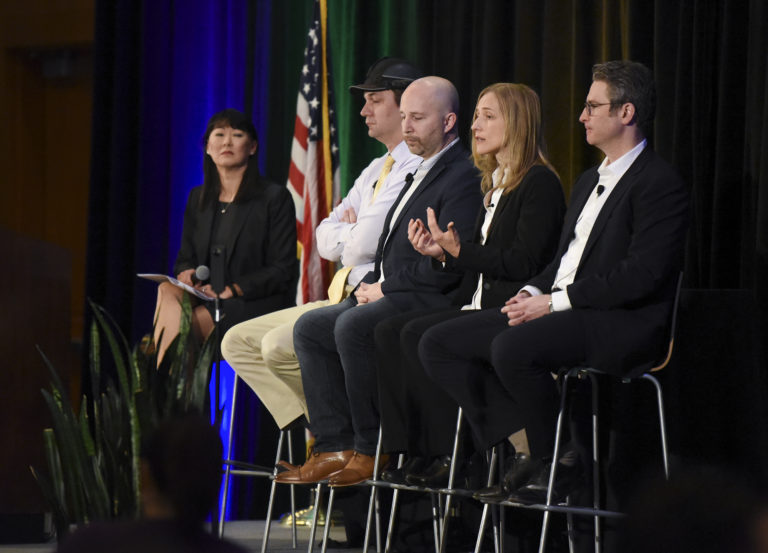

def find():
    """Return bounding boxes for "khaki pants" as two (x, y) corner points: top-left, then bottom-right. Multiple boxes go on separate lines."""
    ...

(220, 300), (330, 428)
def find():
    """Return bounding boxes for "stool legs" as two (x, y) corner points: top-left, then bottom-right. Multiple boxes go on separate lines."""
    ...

(437, 407), (464, 553)
(287, 435), (298, 547)
(320, 487), (336, 553)
(262, 430), (289, 553)
(538, 370), (573, 553)
(363, 426), (385, 553)
(587, 372), (602, 553)
(473, 446), (499, 553)
(218, 375), (241, 537)
(307, 482), (324, 553)
(642, 374), (670, 477)
(384, 454), (405, 552)
(538, 369), (672, 552)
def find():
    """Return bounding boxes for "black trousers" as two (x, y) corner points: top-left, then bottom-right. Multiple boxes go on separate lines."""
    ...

(418, 307), (588, 458)
(375, 307), (478, 456)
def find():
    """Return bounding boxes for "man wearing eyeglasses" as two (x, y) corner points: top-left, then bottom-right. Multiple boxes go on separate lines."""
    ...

(419, 60), (689, 512)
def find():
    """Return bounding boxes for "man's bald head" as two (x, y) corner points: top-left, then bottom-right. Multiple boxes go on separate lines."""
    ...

(409, 76), (460, 117)
(400, 76), (460, 159)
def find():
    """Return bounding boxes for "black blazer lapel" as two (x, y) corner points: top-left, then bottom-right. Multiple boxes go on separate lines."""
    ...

(579, 148), (651, 264)
(193, 205), (215, 263)
(388, 164), (446, 234)
(372, 173), (416, 276)
(386, 142), (462, 236)
(483, 190), (511, 241)
(220, 201), (251, 264)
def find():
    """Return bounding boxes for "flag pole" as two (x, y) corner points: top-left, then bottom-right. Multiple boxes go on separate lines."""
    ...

(319, 0), (333, 215)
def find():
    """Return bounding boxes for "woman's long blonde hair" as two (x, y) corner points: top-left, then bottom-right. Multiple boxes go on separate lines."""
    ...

(471, 83), (558, 194)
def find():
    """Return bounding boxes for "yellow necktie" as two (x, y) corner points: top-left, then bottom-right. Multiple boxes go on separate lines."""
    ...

(327, 266), (354, 304)
(371, 154), (395, 204)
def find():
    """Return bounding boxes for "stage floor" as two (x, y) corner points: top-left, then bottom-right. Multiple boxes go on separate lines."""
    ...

(0, 520), (354, 553)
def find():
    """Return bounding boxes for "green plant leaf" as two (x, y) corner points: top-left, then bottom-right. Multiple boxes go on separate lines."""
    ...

(36, 298), (215, 531)
(189, 330), (216, 412)
(88, 300), (141, 518)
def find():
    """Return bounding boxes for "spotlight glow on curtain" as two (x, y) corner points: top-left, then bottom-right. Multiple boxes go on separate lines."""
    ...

(138, 0), (273, 522)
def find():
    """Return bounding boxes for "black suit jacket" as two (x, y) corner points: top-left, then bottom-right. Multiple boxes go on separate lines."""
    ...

(174, 178), (298, 318)
(528, 146), (689, 375)
(363, 141), (482, 310)
(447, 164), (565, 308)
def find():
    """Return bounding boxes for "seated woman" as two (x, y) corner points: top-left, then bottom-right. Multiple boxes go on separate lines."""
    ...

(153, 109), (297, 363)
(375, 83), (565, 486)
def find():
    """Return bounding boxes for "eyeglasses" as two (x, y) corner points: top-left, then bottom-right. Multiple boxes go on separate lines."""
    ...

(582, 101), (614, 116)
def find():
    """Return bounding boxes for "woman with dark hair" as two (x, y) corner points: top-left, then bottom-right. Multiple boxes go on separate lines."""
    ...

(376, 83), (566, 486)
(153, 109), (297, 363)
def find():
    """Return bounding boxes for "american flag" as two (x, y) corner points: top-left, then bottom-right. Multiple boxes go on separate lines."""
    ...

(287, 0), (340, 304)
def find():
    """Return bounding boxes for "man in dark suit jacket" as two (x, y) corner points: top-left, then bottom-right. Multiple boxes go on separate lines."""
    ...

(276, 76), (482, 486)
(419, 61), (689, 495)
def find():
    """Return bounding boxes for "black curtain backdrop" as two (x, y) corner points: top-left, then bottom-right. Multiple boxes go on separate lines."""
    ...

(86, 0), (768, 516)
(87, 0), (143, 331)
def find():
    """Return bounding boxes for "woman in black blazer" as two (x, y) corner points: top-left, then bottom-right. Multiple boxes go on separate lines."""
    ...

(153, 109), (297, 364)
(375, 84), (565, 486)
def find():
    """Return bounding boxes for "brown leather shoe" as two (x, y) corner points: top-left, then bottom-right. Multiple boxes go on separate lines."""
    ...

(328, 452), (390, 487)
(276, 459), (298, 473)
(275, 450), (354, 484)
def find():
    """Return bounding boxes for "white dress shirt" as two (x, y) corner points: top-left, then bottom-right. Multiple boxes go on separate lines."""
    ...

(462, 168), (505, 310)
(523, 139), (647, 310)
(316, 141), (422, 286)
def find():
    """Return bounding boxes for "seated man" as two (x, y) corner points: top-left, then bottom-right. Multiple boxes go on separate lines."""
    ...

(419, 60), (689, 499)
(278, 76), (482, 486)
(220, 57), (423, 430)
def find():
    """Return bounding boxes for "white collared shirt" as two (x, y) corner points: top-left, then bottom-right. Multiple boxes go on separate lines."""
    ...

(316, 141), (422, 286)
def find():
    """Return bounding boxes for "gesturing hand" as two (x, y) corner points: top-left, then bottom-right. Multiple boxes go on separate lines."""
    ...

(407, 218), (444, 260)
(425, 207), (461, 258)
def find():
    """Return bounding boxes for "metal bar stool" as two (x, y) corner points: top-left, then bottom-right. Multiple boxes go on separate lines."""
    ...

(218, 374), (298, 552)
(538, 273), (683, 553)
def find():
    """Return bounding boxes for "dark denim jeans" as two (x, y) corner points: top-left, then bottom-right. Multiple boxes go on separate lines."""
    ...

(294, 295), (401, 455)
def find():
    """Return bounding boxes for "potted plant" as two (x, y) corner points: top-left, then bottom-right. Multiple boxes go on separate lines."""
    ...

(31, 295), (216, 540)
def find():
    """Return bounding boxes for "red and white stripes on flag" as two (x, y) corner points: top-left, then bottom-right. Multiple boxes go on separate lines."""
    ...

(286, 0), (340, 304)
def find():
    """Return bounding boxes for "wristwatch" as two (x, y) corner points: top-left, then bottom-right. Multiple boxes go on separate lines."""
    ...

(548, 298), (554, 313)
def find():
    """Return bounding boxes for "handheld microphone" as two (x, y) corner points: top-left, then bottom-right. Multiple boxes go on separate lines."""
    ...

(191, 265), (210, 284)
(210, 245), (227, 294)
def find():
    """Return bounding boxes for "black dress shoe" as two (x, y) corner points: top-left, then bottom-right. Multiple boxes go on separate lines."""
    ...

(508, 450), (582, 504)
(472, 484), (507, 502)
(405, 455), (454, 487)
(381, 456), (427, 485)
(501, 452), (543, 494)
(472, 452), (542, 502)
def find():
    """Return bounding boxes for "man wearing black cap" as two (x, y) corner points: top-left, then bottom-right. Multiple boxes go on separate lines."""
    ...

(221, 57), (422, 431)
(280, 76), (482, 486)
